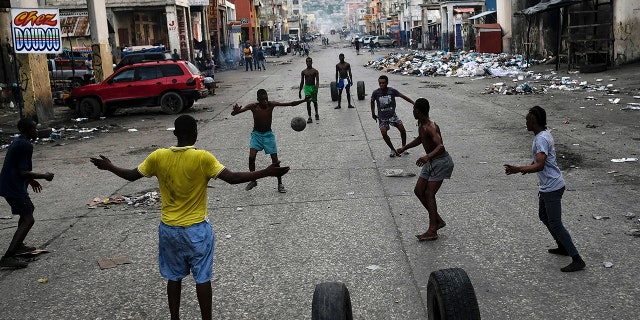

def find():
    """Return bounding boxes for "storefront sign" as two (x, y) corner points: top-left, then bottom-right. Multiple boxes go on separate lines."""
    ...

(11, 8), (62, 54)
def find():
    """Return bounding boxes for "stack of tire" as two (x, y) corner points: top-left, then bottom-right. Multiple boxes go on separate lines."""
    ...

(330, 81), (366, 102)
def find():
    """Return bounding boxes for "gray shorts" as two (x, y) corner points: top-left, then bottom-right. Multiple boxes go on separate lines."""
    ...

(419, 151), (454, 181)
(378, 114), (403, 130)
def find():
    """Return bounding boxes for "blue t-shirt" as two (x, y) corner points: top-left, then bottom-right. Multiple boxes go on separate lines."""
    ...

(0, 136), (33, 198)
(532, 130), (565, 192)
(371, 87), (401, 119)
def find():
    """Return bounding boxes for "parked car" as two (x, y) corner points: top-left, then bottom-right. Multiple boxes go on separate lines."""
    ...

(48, 59), (93, 88)
(114, 51), (173, 70)
(362, 36), (373, 46)
(302, 33), (314, 42)
(66, 60), (208, 118)
(371, 35), (397, 47)
(260, 40), (274, 52)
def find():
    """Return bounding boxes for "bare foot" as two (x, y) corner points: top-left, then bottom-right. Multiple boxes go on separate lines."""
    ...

(416, 231), (438, 241)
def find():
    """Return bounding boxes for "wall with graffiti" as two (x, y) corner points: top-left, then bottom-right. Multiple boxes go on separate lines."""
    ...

(614, 3), (640, 65)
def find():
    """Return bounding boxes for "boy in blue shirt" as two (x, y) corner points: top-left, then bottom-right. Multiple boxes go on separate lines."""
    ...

(0, 118), (54, 268)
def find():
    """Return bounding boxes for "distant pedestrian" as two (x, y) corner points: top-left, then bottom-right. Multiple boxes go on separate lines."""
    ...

(303, 42), (310, 56)
(274, 42), (281, 58)
(397, 98), (454, 241)
(255, 47), (266, 71)
(231, 89), (309, 193)
(243, 44), (253, 71)
(203, 55), (216, 95)
(370, 75), (414, 158)
(335, 53), (354, 109)
(172, 48), (180, 60)
(299, 57), (319, 123)
(0, 118), (54, 268)
(90, 115), (289, 320)
(354, 38), (360, 55)
(504, 106), (586, 273)
(253, 45), (259, 70)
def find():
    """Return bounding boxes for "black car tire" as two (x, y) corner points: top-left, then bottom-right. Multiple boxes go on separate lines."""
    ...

(184, 99), (195, 110)
(311, 282), (353, 320)
(78, 97), (102, 119)
(330, 81), (338, 101)
(427, 268), (481, 320)
(357, 81), (365, 100)
(160, 92), (184, 114)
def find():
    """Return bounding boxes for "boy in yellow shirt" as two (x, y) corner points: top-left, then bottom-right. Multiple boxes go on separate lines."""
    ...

(90, 115), (288, 319)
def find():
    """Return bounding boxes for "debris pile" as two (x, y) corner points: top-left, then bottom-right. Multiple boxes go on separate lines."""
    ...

(365, 50), (640, 101)
(87, 191), (160, 209)
(364, 50), (533, 78)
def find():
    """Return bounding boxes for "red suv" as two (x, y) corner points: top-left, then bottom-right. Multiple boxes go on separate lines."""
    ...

(66, 60), (208, 118)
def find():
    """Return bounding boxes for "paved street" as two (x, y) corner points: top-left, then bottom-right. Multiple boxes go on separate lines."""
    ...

(1, 35), (639, 319)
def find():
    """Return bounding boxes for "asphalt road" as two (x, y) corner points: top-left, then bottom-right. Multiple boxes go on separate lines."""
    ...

(1, 34), (639, 319)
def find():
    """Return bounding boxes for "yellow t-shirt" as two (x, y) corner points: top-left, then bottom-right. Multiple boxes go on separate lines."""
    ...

(137, 146), (225, 227)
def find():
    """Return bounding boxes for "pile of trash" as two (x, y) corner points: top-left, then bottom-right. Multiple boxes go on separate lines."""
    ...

(364, 50), (535, 78)
(87, 191), (160, 209)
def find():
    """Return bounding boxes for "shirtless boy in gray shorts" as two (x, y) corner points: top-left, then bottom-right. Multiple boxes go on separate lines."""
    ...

(397, 98), (454, 241)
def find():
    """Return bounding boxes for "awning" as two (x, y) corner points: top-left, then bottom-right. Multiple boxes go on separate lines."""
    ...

(454, 8), (475, 13)
(516, 0), (581, 16)
(473, 23), (501, 30)
(468, 11), (496, 20)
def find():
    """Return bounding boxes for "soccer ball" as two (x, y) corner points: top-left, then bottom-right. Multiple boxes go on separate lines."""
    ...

(291, 116), (307, 132)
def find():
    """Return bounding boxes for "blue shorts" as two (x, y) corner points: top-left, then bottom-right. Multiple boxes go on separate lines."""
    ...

(419, 152), (454, 181)
(4, 197), (34, 216)
(158, 220), (214, 284)
(378, 114), (403, 130)
(337, 78), (351, 90)
(249, 130), (278, 154)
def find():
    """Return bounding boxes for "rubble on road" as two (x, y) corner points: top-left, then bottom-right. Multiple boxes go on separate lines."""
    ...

(364, 50), (534, 78)
(87, 191), (160, 209)
(364, 50), (638, 98)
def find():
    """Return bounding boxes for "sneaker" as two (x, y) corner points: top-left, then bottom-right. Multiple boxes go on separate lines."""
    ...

(389, 150), (397, 158)
(334, 105), (341, 109)
(0, 256), (28, 268)
(348, 105), (355, 108)
(245, 181), (257, 191)
(561, 258), (586, 272)
(315, 114), (320, 120)
(278, 184), (287, 193)
(307, 117), (312, 124)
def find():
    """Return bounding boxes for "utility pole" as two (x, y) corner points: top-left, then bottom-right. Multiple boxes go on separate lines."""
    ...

(408, 0), (412, 48)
